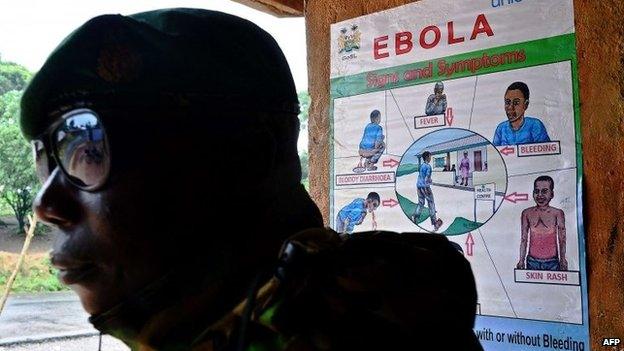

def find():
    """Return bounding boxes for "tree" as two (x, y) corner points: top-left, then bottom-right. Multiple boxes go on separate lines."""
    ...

(0, 59), (36, 232)
(299, 150), (309, 180)
(297, 91), (310, 130)
(0, 88), (21, 121)
(297, 91), (310, 187)
(0, 90), (38, 232)
(0, 60), (31, 95)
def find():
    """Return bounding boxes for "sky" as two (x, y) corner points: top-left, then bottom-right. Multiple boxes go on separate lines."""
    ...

(0, 0), (310, 151)
(0, 0), (308, 91)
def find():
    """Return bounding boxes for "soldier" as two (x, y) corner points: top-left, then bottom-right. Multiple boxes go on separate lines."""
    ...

(22, 9), (482, 350)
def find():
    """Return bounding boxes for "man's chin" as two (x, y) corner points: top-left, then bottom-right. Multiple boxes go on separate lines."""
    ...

(71, 283), (122, 315)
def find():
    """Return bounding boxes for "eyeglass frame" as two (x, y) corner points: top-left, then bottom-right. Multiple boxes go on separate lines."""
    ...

(31, 108), (111, 192)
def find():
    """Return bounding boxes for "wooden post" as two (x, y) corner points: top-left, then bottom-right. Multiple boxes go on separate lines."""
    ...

(0, 215), (38, 315)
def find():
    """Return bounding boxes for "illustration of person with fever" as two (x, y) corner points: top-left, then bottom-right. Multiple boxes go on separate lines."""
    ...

(425, 81), (447, 116)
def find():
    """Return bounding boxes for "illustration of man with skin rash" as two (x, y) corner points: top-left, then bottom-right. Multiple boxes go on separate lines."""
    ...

(517, 176), (567, 271)
(493, 81), (550, 146)
(358, 110), (385, 171)
(335, 192), (380, 234)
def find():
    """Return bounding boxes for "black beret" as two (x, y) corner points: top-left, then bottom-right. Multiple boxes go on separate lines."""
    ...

(20, 8), (299, 140)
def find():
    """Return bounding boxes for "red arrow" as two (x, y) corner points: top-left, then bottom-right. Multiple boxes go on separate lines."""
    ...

(383, 158), (400, 168)
(504, 192), (529, 203)
(500, 146), (515, 156)
(382, 199), (399, 208)
(445, 107), (454, 126)
(465, 233), (474, 256)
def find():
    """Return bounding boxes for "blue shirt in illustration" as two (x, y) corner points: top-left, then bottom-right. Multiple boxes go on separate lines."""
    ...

(417, 162), (432, 188)
(337, 198), (367, 232)
(359, 123), (384, 150)
(492, 116), (551, 146)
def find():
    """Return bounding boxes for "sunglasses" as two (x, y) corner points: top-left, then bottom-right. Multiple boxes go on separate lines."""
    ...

(32, 108), (110, 191)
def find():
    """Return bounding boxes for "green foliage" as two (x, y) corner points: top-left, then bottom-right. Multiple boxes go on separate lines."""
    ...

(34, 222), (52, 236)
(299, 150), (309, 181)
(0, 59), (37, 233)
(0, 90), (21, 125)
(0, 254), (68, 293)
(298, 91), (310, 186)
(297, 91), (310, 130)
(0, 59), (31, 96)
(0, 87), (38, 233)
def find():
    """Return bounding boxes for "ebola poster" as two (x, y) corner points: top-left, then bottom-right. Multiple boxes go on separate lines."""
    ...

(329, 1), (589, 350)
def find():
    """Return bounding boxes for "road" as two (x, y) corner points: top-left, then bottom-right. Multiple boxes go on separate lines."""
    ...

(0, 291), (128, 350)
(0, 335), (128, 351)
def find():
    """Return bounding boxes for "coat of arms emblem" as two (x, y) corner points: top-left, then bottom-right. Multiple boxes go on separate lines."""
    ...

(338, 24), (361, 54)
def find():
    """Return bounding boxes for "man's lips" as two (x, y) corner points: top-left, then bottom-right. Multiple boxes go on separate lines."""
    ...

(58, 264), (99, 285)
(51, 254), (99, 285)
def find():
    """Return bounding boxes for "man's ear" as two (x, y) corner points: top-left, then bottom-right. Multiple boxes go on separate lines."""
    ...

(524, 99), (530, 109)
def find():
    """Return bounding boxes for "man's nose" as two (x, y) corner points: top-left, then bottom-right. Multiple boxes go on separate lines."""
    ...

(33, 168), (82, 227)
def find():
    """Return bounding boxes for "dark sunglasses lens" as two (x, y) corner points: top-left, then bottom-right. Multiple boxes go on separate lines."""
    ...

(32, 140), (50, 183)
(53, 111), (110, 188)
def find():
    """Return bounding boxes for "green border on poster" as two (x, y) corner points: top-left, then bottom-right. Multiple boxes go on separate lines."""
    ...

(329, 32), (582, 227)
(330, 33), (576, 99)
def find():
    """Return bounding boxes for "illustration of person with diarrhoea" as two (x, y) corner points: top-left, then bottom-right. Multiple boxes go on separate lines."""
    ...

(493, 81), (550, 146)
(335, 192), (380, 235)
(357, 110), (385, 171)
(517, 176), (567, 271)
(425, 81), (447, 116)
(412, 151), (443, 232)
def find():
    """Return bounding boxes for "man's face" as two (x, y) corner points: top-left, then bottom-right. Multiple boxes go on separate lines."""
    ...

(367, 199), (379, 213)
(372, 115), (381, 124)
(434, 87), (443, 96)
(533, 180), (554, 207)
(33, 111), (179, 315)
(504, 89), (528, 123)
